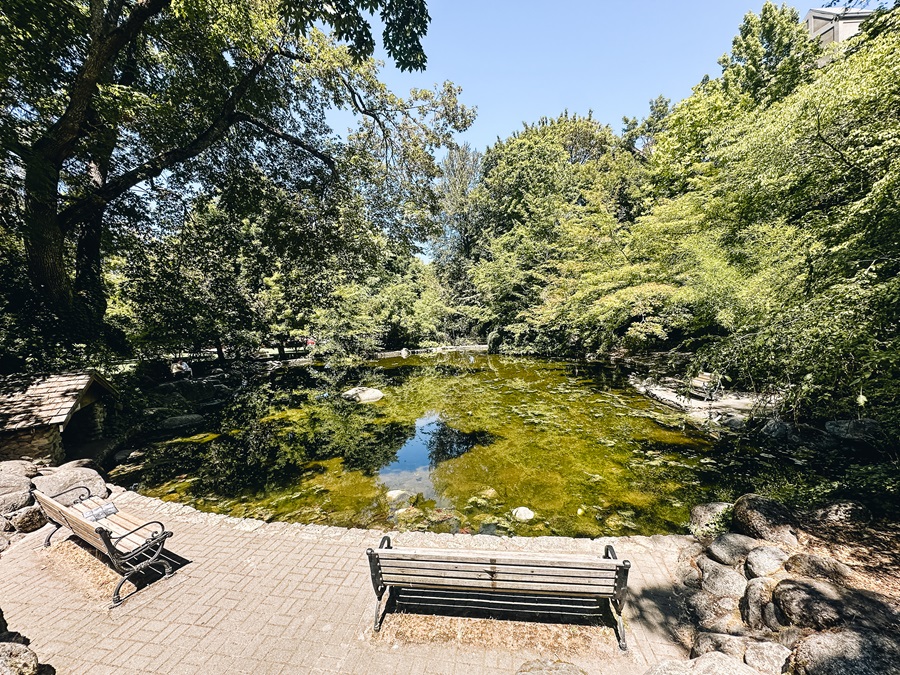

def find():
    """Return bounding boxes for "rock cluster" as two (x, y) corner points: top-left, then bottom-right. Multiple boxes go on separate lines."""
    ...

(0, 459), (110, 551)
(661, 493), (900, 675)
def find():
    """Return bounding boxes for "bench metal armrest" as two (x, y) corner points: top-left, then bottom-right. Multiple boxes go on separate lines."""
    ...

(604, 545), (617, 560)
(379, 535), (392, 550)
(109, 521), (168, 546)
(48, 485), (93, 504)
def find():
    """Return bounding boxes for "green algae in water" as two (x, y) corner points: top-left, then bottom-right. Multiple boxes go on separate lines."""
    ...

(137, 354), (719, 537)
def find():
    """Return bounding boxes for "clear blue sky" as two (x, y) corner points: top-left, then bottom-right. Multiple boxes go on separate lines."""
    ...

(363, 1), (805, 151)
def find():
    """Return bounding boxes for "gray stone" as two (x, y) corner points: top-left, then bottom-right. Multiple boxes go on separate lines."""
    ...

(0, 461), (40, 479)
(784, 553), (854, 585)
(791, 628), (900, 675)
(743, 641), (791, 675)
(825, 418), (883, 443)
(698, 556), (747, 598)
(691, 652), (759, 675)
(159, 414), (205, 430)
(808, 500), (871, 526)
(741, 576), (777, 630)
(691, 632), (750, 660)
(773, 578), (899, 631)
(732, 494), (800, 547)
(512, 506), (535, 522)
(760, 419), (792, 440)
(6, 505), (46, 533)
(515, 659), (586, 675)
(708, 532), (762, 566)
(690, 502), (732, 535)
(720, 414), (746, 431)
(50, 459), (107, 477)
(0, 516), (11, 532)
(341, 387), (384, 403)
(0, 475), (33, 515)
(685, 590), (743, 634)
(32, 467), (109, 505)
(0, 533), (8, 553)
(744, 546), (788, 579)
(642, 661), (692, 675)
(0, 642), (39, 675)
(676, 558), (701, 589)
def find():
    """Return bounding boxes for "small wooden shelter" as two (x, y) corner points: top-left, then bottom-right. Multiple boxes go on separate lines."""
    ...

(0, 372), (118, 464)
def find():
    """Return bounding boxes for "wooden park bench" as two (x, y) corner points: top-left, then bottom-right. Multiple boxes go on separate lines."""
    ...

(32, 487), (175, 607)
(366, 536), (632, 650)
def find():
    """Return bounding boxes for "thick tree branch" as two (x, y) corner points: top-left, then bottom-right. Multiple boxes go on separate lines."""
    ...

(40, 0), (171, 163)
(233, 112), (336, 175)
(59, 51), (276, 230)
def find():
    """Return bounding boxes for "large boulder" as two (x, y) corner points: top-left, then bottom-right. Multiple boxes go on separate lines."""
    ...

(32, 467), (109, 505)
(159, 414), (205, 431)
(690, 502), (732, 536)
(0, 534), (8, 553)
(0, 475), (33, 515)
(5, 505), (47, 533)
(698, 556), (747, 599)
(0, 461), (39, 479)
(732, 494), (800, 547)
(807, 501), (871, 527)
(685, 590), (744, 634)
(784, 553), (854, 586)
(0, 642), (39, 675)
(691, 633), (790, 675)
(744, 546), (788, 579)
(791, 628), (900, 675)
(773, 578), (899, 632)
(644, 652), (760, 675)
(707, 533), (762, 566)
(741, 576), (777, 631)
(825, 418), (883, 443)
(743, 641), (792, 675)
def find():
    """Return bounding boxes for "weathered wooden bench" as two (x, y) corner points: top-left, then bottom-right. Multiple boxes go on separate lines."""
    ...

(366, 536), (631, 650)
(33, 487), (174, 607)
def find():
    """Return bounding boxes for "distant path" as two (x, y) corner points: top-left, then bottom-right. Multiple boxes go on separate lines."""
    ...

(0, 488), (690, 674)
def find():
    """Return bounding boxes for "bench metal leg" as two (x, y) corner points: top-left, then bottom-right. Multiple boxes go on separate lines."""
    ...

(43, 521), (62, 548)
(111, 571), (134, 608)
(373, 593), (385, 632)
(610, 599), (627, 651)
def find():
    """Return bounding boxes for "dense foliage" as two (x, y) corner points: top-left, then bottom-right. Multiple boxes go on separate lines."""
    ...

(430, 3), (900, 434)
(2, 1), (899, 439)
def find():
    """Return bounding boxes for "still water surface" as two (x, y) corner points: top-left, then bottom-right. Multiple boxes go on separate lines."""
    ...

(135, 353), (758, 537)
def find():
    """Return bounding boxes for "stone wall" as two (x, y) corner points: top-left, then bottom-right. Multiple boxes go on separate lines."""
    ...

(0, 426), (64, 464)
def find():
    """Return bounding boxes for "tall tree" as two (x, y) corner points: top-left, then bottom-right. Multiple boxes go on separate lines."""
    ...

(0, 0), (441, 343)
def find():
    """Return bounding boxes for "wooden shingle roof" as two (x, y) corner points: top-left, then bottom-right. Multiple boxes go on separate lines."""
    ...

(0, 372), (117, 432)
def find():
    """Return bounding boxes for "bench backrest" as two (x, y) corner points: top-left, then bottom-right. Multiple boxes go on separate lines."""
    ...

(32, 489), (107, 551)
(369, 546), (629, 601)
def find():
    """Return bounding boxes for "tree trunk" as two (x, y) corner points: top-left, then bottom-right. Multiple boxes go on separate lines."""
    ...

(23, 149), (71, 314)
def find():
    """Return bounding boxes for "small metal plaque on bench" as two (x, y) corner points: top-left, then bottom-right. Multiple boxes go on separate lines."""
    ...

(84, 503), (118, 521)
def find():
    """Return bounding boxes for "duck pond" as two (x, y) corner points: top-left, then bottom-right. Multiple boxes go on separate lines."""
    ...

(120, 352), (803, 538)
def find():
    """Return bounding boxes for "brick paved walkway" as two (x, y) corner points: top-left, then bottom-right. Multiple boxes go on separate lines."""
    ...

(0, 488), (691, 674)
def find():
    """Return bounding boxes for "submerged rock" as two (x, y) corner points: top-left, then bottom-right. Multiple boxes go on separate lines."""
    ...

(512, 506), (535, 522)
(341, 387), (384, 403)
(385, 490), (411, 503)
(825, 418), (883, 443)
(160, 414), (205, 430)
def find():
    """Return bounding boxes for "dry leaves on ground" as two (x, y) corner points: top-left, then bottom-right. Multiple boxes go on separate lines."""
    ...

(372, 612), (622, 659)
(41, 539), (136, 603)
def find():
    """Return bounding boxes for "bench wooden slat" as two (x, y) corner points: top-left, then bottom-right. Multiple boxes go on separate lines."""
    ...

(377, 548), (623, 570)
(397, 588), (604, 611)
(69, 500), (147, 551)
(378, 573), (612, 596)
(379, 558), (620, 579)
(380, 566), (617, 589)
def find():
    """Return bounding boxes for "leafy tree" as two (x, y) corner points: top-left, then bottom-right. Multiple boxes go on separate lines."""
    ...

(0, 0), (468, 354)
